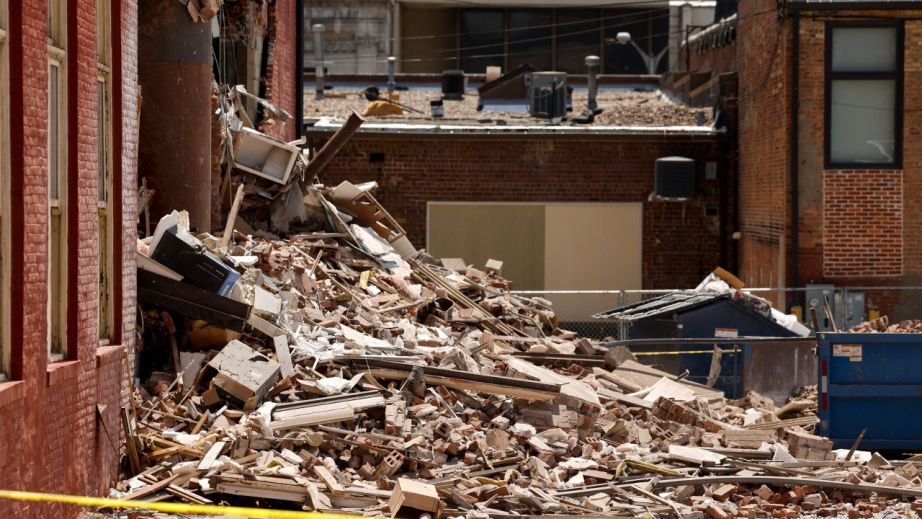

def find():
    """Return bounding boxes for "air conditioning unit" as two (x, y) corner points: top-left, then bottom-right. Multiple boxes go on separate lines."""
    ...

(441, 70), (466, 100)
(654, 156), (696, 199)
(526, 72), (567, 120)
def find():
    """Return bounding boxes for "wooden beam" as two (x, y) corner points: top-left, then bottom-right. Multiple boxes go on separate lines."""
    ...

(303, 110), (365, 181)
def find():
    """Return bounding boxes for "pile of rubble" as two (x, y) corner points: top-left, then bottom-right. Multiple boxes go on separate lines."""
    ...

(122, 181), (922, 519)
(849, 316), (922, 333)
(117, 90), (922, 518)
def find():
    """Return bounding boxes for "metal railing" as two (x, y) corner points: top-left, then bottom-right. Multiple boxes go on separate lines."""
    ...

(510, 287), (922, 340)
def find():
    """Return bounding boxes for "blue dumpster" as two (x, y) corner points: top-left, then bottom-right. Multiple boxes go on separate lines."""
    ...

(818, 332), (922, 450)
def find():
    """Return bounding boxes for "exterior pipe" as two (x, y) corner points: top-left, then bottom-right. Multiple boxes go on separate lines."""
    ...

(585, 55), (600, 112)
(296, 0), (304, 138)
(313, 23), (325, 101)
(790, 12), (800, 290)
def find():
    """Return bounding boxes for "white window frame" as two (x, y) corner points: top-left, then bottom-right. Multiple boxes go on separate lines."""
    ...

(48, 45), (67, 362)
(0, 0), (10, 379)
(97, 0), (113, 344)
(97, 74), (113, 343)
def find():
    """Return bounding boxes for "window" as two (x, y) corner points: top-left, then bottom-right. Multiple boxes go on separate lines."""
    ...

(555, 9), (600, 74)
(0, 0), (9, 380)
(826, 24), (902, 168)
(97, 0), (113, 343)
(459, 9), (504, 73)
(508, 10), (552, 71)
(456, 8), (668, 75)
(48, 1), (67, 360)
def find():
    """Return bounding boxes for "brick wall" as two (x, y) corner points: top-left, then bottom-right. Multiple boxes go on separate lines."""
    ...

(792, 12), (922, 288)
(736, 0), (789, 288)
(310, 132), (730, 289)
(264, 0), (297, 142)
(0, 1), (137, 516)
(822, 170), (903, 277)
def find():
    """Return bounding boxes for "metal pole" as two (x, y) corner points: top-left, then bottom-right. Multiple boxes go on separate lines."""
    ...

(313, 23), (325, 101)
(295, 0), (304, 138)
(585, 55), (600, 113)
(386, 56), (396, 97)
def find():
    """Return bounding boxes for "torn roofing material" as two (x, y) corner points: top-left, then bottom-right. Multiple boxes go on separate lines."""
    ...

(593, 291), (722, 322)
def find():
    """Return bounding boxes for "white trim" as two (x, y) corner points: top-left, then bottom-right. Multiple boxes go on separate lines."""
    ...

(310, 117), (720, 136)
(96, 72), (114, 341)
(47, 55), (68, 359)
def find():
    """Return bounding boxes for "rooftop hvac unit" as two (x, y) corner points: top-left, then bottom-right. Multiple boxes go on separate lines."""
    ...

(441, 70), (465, 100)
(526, 72), (567, 120)
(654, 156), (696, 199)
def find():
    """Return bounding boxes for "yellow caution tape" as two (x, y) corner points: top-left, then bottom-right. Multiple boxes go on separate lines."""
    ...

(0, 489), (379, 519)
(632, 348), (741, 356)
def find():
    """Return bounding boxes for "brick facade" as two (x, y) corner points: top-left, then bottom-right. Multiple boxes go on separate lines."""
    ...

(264, 0), (297, 142)
(736, 0), (790, 289)
(0, 1), (138, 516)
(310, 131), (731, 289)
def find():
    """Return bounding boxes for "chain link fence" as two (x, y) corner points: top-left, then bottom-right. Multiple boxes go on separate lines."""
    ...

(511, 287), (922, 340)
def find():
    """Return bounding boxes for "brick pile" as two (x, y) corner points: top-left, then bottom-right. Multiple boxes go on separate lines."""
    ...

(105, 162), (922, 517)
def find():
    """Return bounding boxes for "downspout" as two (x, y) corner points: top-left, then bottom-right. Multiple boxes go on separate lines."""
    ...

(296, 0), (304, 138)
(790, 11), (800, 289)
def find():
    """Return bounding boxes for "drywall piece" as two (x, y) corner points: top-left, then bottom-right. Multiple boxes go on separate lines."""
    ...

(179, 351), (208, 388)
(389, 478), (442, 519)
(233, 127), (300, 184)
(254, 286), (282, 317)
(274, 335), (295, 378)
(208, 340), (280, 405)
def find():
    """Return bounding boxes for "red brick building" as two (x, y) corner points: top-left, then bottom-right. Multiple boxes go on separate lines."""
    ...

(0, 0), (139, 515)
(734, 0), (922, 315)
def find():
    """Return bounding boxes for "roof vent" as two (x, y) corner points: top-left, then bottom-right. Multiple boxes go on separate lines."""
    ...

(526, 72), (567, 120)
(654, 156), (696, 199)
(441, 70), (465, 100)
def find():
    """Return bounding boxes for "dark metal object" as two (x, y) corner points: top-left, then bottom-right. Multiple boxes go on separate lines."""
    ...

(137, 270), (250, 332)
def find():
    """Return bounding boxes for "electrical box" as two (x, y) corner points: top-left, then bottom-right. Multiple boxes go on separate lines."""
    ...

(526, 72), (567, 120)
(654, 156), (696, 199)
(806, 284), (837, 331)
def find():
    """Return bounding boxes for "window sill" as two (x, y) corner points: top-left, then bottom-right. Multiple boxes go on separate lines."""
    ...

(0, 380), (26, 409)
(46, 360), (81, 387)
(96, 344), (125, 369)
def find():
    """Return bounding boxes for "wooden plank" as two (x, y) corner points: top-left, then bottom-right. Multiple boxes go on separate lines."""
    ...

(119, 475), (178, 501)
(197, 440), (227, 471)
(652, 475), (922, 498)
(356, 359), (560, 398)
(314, 465), (345, 496)
(274, 335), (295, 378)
(367, 368), (558, 402)
(121, 408), (141, 476)
(220, 184), (245, 250)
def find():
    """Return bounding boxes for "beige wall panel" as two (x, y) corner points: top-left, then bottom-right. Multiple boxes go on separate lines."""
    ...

(427, 203), (545, 290)
(544, 203), (642, 322)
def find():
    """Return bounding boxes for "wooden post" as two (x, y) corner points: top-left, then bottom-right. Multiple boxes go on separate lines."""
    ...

(302, 110), (365, 182)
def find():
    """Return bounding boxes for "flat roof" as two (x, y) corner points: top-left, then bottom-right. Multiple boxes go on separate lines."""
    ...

(303, 82), (715, 130)
(307, 116), (723, 138)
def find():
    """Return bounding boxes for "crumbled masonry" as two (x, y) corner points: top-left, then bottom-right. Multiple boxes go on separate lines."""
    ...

(115, 90), (922, 519)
